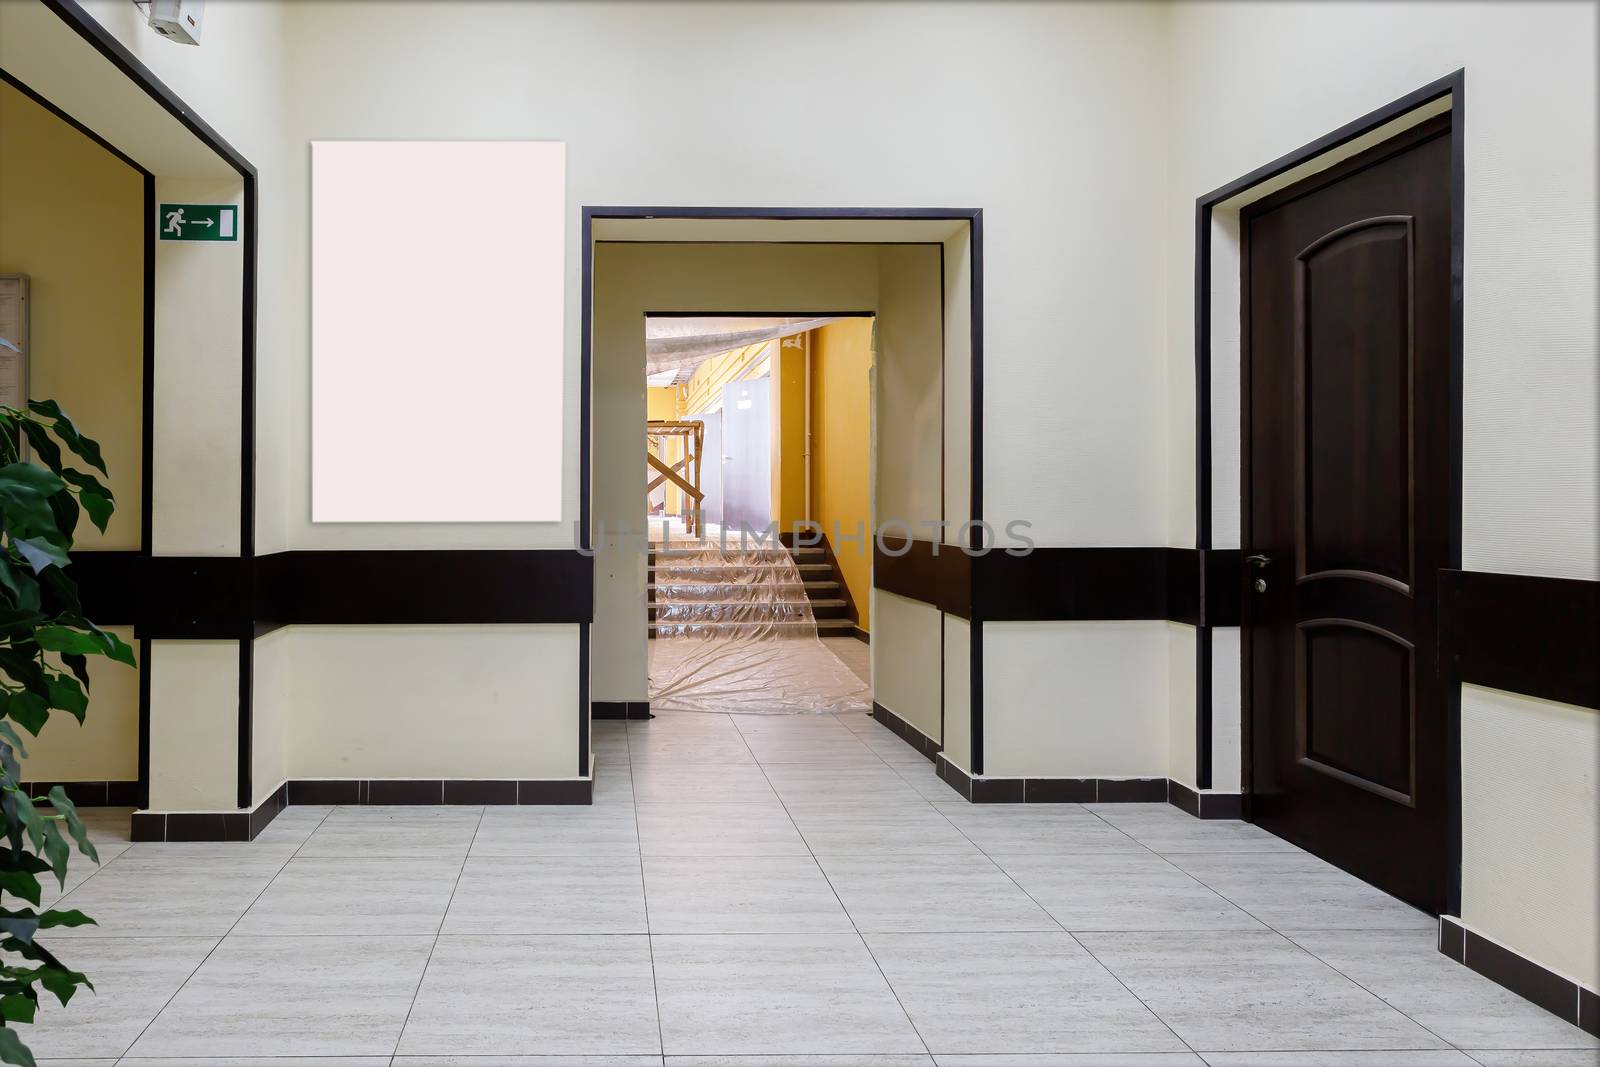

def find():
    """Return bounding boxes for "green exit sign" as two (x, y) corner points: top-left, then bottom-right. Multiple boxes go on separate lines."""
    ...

(159, 203), (238, 242)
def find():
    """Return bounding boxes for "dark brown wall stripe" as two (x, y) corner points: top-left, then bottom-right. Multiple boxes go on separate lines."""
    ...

(873, 542), (1242, 627)
(68, 550), (595, 637)
(1440, 569), (1599, 710)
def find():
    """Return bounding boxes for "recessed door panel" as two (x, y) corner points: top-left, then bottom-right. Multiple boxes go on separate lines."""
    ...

(1297, 620), (1414, 803)
(1244, 113), (1453, 913)
(1296, 217), (1414, 592)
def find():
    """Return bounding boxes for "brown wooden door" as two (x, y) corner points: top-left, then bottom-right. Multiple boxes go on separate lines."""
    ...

(1242, 114), (1454, 913)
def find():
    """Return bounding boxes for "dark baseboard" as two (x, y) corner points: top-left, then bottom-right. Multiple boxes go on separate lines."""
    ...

(1168, 779), (1245, 819)
(870, 703), (1245, 813)
(1439, 916), (1598, 1036)
(871, 702), (939, 761)
(131, 775), (593, 842)
(20, 780), (141, 808)
(593, 701), (653, 720)
(131, 781), (287, 843)
(285, 777), (593, 806)
(851, 627), (870, 644)
(931, 753), (1243, 812)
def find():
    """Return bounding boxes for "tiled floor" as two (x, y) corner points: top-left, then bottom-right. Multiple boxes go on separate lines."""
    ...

(23, 668), (1599, 1065)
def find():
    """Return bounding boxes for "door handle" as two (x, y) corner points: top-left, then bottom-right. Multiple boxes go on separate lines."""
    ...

(1245, 554), (1272, 569)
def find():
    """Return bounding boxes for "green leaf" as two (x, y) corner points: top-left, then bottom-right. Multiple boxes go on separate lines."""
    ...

(36, 909), (93, 930)
(10, 539), (68, 576)
(0, 1023), (38, 1067)
(0, 722), (30, 760)
(58, 653), (90, 693)
(26, 401), (106, 477)
(0, 992), (36, 1025)
(44, 674), (86, 722)
(9, 792), (44, 853)
(40, 824), (67, 891)
(0, 610), (44, 635)
(46, 788), (97, 865)
(0, 915), (37, 946)
(45, 491), (79, 542)
(0, 871), (41, 908)
(0, 694), (47, 738)
(15, 424), (61, 476)
(75, 490), (112, 534)
(0, 557), (40, 613)
(0, 464), (63, 497)
(28, 626), (99, 657)
(36, 963), (88, 1008)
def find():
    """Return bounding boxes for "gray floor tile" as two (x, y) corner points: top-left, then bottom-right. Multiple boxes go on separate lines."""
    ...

(18, 937), (218, 1059)
(644, 854), (854, 933)
(992, 852), (1266, 932)
(50, 849), (291, 938)
(636, 802), (812, 856)
(818, 853), (1057, 932)
(1164, 853), (1435, 931)
(1285, 929), (1599, 1049)
(128, 934), (433, 1057)
(394, 1058), (662, 1066)
(1460, 1053), (1600, 1066)
(651, 933), (925, 1055)
(1198, 1054), (1480, 1066)
(470, 805), (640, 857)
(1085, 805), (1298, 854)
(1076, 930), (1449, 1052)
(935, 806), (1146, 855)
(786, 805), (983, 856)
(233, 854), (462, 935)
(935, 1056), (1207, 1066)
(673, 1058), (933, 1067)
(631, 763), (780, 804)
(444, 854), (647, 934)
(121, 1059), (391, 1066)
(295, 806), (481, 859)
(762, 764), (932, 806)
(630, 735), (759, 765)
(866, 931), (1186, 1054)
(398, 935), (660, 1055)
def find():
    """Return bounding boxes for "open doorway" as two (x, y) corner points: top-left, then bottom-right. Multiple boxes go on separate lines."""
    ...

(643, 314), (874, 715)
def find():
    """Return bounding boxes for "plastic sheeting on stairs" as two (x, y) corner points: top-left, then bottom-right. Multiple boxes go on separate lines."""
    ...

(647, 545), (871, 715)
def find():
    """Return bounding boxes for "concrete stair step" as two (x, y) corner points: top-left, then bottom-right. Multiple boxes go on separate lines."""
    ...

(650, 598), (849, 619)
(648, 617), (858, 636)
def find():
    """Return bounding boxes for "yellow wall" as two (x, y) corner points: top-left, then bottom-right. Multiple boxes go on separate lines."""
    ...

(810, 318), (873, 631)
(771, 335), (807, 532)
(681, 339), (772, 418)
(1, 83), (143, 785)
(0, 82), (144, 551)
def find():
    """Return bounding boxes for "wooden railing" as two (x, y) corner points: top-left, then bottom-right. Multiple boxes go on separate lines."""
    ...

(647, 420), (705, 535)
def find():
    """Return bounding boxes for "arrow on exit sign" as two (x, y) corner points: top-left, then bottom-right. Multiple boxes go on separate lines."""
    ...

(159, 204), (238, 242)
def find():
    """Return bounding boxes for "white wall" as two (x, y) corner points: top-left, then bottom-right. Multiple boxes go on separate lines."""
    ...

(1166, 1), (1599, 577)
(872, 590), (943, 743)
(147, 640), (238, 811)
(285, 626), (580, 781)
(251, 627), (290, 806)
(983, 621), (1171, 779)
(1461, 686), (1599, 989)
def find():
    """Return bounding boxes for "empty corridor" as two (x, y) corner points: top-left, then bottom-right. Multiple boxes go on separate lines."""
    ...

(23, 650), (1598, 1063)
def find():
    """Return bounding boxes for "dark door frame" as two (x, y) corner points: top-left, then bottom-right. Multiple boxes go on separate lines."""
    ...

(1193, 71), (1465, 912)
(579, 208), (983, 776)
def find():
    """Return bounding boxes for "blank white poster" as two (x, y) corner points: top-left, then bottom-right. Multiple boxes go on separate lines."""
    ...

(311, 141), (565, 522)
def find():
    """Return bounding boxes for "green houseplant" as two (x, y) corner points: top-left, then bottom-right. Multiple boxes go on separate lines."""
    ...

(0, 339), (134, 1067)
